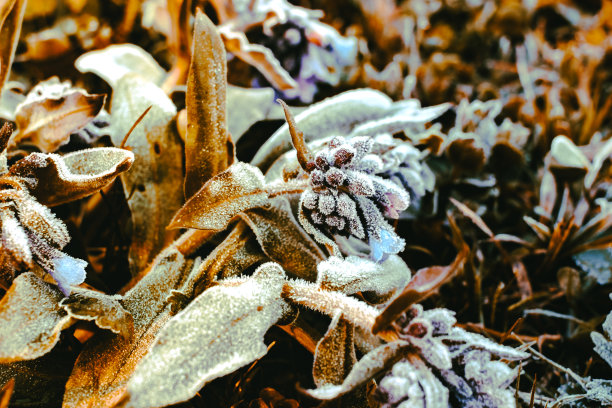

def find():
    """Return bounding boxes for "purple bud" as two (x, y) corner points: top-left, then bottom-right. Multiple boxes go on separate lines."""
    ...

(325, 167), (346, 187)
(318, 193), (336, 215)
(315, 151), (330, 171)
(310, 169), (325, 186)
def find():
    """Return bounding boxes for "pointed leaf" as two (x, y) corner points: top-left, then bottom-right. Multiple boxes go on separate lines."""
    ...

(60, 288), (134, 338)
(241, 197), (325, 281)
(9, 147), (134, 206)
(125, 263), (291, 408)
(75, 44), (166, 88)
(184, 10), (231, 198)
(110, 74), (183, 274)
(13, 81), (105, 152)
(0, 378), (13, 408)
(313, 311), (356, 388)
(169, 162), (269, 230)
(305, 340), (409, 400)
(63, 250), (193, 408)
(0, 0), (26, 96)
(0, 273), (70, 363)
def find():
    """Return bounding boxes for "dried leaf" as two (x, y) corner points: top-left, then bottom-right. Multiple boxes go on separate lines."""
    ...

(450, 197), (494, 238)
(0, 273), (70, 363)
(372, 243), (469, 334)
(316, 255), (411, 298)
(13, 81), (105, 152)
(60, 288), (134, 338)
(9, 147), (134, 206)
(184, 10), (231, 198)
(0, 0), (26, 95)
(305, 340), (409, 400)
(110, 74), (183, 274)
(75, 44), (166, 88)
(313, 311), (356, 388)
(512, 260), (533, 300)
(63, 250), (193, 408)
(241, 197), (325, 281)
(220, 28), (297, 92)
(125, 263), (291, 408)
(169, 162), (269, 231)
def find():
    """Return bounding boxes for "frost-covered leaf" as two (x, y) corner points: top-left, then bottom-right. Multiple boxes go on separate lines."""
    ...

(125, 263), (291, 408)
(313, 311), (356, 388)
(305, 340), (409, 400)
(13, 78), (105, 152)
(317, 255), (410, 298)
(251, 89), (402, 172)
(60, 288), (133, 338)
(0, 0), (26, 95)
(241, 197), (325, 281)
(184, 10), (232, 198)
(169, 162), (269, 231)
(110, 74), (183, 274)
(75, 44), (166, 88)
(0, 273), (70, 363)
(226, 86), (286, 142)
(63, 250), (193, 408)
(9, 147), (134, 206)
(1, 345), (78, 408)
(549, 135), (590, 178)
(348, 101), (451, 137)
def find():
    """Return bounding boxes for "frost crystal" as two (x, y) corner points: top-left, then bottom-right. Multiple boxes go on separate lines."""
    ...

(374, 305), (528, 408)
(298, 136), (410, 261)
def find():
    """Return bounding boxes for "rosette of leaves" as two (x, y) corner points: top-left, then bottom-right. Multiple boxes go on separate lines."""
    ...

(210, 0), (357, 102)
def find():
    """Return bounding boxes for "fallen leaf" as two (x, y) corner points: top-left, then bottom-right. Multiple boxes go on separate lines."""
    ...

(60, 288), (134, 338)
(75, 44), (166, 88)
(125, 263), (291, 408)
(110, 74), (183, 274)
(63, 250), (194, 408)
(184, 10), (232, 198)
(13, 79), (105, 152)
(169, 162), (269, 231)
(0, 0), (26, 96)
(240, 197), (325, 281)
(220, 28), (298, 93)
(9, 147), (134, 206)
(0, 273), (70, 363)
(313, 311), (356, 388)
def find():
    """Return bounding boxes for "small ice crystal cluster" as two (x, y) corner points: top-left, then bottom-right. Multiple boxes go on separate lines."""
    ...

(299, 136), (410, 261)
(373, 305), (527, 408)
(0, 179), (86, 295)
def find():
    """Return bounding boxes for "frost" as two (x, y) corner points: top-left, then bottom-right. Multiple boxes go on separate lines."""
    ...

(125, 263), (291, 408)
(591, 295), (612, 368)
(317, 255), (410, 298)
(312, 311), (356, 388)
(170, 162), (269, 231)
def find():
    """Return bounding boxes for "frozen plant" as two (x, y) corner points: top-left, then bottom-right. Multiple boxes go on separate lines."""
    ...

(281, 102), (410, 261)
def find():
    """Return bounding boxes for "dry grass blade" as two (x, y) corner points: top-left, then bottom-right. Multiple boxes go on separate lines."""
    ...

(372, 243), (469, 334)
(184, 9), (231, 198)
(450, 197), (494, 238)
(277, 99), (313, 172)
